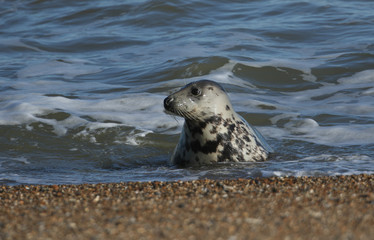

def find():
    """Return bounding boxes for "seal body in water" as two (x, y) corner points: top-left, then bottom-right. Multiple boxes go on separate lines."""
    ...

(164, 80), (272, 166)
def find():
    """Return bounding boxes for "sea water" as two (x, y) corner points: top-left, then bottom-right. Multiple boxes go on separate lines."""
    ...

(1, 0), (374, 185)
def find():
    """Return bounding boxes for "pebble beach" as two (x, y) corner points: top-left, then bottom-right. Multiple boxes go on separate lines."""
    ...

(1, 174), (373, 240)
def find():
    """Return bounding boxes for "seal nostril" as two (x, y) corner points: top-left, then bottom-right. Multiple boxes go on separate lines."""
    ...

(164, 97), (174, 108)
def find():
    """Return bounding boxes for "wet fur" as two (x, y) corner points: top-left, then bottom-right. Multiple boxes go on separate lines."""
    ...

(164, 80), (270, 166)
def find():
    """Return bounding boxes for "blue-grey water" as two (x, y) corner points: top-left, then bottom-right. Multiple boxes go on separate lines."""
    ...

(1, 0), (374, 185)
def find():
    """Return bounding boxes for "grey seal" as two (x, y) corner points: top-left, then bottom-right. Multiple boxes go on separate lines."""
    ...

(164, 80), (273, 166)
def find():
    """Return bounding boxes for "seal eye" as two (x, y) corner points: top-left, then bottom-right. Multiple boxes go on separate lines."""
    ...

(191, 87), (201, 96)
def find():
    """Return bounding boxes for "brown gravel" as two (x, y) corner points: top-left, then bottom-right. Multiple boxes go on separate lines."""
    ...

(1, 174), (373, 240)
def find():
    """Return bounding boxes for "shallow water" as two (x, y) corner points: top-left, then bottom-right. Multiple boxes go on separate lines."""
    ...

(1, 0), (374, 185)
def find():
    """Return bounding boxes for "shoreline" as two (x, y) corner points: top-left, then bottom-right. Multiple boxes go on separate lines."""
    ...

(1, 174), (373, 239)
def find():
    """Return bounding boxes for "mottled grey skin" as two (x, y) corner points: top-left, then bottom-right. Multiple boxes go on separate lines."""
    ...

(164, 80), (272, 166)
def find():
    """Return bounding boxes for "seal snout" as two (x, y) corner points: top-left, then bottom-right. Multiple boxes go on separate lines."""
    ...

(164, 96), (174, 111)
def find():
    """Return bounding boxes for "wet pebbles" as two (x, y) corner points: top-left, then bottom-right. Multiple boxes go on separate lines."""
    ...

(1, 174), (373, 239)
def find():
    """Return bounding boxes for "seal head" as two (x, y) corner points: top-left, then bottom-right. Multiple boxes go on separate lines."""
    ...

(164, 80), (272, 166)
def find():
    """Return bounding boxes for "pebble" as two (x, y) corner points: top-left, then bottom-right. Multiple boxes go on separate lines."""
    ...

(0, 174), (373, 239)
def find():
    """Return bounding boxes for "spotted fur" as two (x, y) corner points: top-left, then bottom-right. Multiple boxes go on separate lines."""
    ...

(164, 80), (272, 166)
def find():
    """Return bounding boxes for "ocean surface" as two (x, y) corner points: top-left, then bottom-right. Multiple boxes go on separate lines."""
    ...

(1, 0), (374, 185)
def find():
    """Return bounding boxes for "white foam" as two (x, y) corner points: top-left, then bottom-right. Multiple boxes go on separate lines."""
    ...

(233, 56), (324, 83)
(2, 61), (374, 149)
(338, 69), (374, 84)
(1, 92), (179, 135)
(10, 156), (30, 165)
(299, 154), (372, 163)
(208, 61), (256, 87)
(123, 129), (154, 146)
(262, 116), (374, 146)
(262, 152), (374, 177)
(0, 75), (181, 144)
(281, 70), (374, 115)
